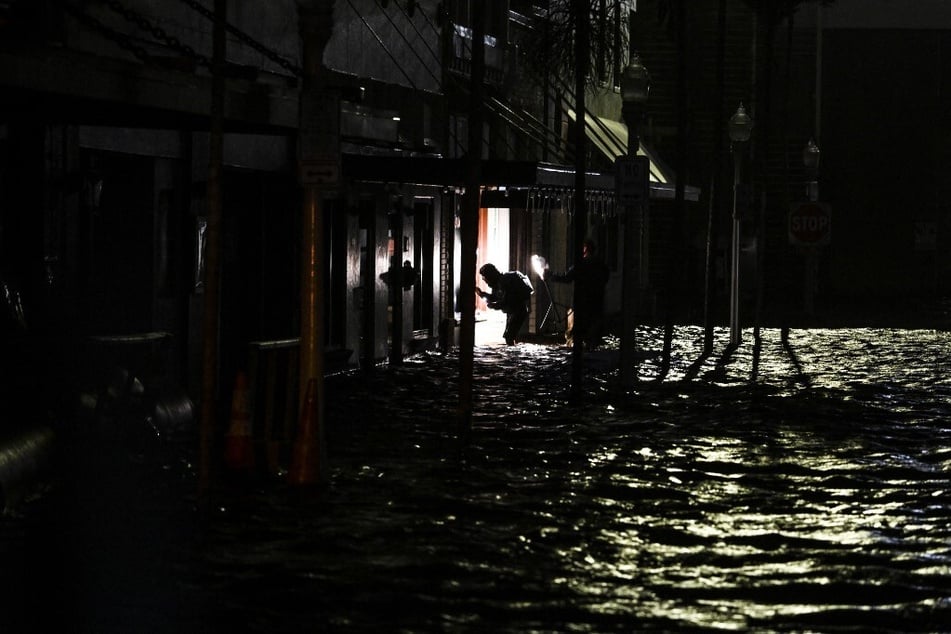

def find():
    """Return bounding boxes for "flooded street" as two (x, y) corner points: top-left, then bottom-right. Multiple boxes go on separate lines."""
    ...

(5, 326), (951, 632)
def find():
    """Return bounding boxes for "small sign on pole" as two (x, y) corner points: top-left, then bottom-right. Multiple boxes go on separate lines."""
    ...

(299, 158), (340, 186)
(616, 155), (650, 207)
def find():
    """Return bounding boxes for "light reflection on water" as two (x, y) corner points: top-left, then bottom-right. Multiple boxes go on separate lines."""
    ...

(177, 326), (951, 632)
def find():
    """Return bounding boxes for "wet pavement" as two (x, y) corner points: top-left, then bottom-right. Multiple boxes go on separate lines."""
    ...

(3, 325), (951, 632)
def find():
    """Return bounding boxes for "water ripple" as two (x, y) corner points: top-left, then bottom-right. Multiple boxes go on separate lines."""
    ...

(150, 328), (951, 630)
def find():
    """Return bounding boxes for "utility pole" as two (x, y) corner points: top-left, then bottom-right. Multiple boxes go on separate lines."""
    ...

(198, 0), (226, 497)
(296, 0), (336, 483)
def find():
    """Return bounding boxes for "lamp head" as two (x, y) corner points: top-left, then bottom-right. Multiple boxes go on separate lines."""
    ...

(621, 53), (651, 106)
(728, 102), (753, 143)
(802, 138), (820, 169)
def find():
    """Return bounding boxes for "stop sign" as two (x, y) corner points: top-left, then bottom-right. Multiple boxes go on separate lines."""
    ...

(788, 202), (831, 246)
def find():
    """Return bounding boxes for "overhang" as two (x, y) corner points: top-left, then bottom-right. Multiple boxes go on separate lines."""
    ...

(341, 154), (615, 191)
(567, 109), (701, 202)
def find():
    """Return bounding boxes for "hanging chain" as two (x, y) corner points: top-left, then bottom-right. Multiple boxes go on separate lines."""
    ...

(101, 0), (213, 69)
(174, 0), (303, 76)
(59, 0), (162, 67)
(61, 0), (303, 77)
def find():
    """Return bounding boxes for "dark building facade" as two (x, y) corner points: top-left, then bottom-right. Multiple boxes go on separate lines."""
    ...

(15, 0), (947, 467)
(3, 1), (688, 455)
(634, 0), (951, 326)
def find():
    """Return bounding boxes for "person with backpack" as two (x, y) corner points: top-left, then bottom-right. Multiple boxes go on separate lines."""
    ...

(476, 263), (534, 345)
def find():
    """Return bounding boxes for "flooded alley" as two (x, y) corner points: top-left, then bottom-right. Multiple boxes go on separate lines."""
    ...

(5, 325), (951, 632)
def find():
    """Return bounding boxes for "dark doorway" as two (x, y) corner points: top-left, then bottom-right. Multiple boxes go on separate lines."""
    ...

(323, 197), (348, 350)
(412, 198), (434, 334)
(81, 150), (154, 334)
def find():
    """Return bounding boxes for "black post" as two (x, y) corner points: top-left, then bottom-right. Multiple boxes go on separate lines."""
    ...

(619, 101), (640, 388)
(570, 0), (589, 399)
(703, 0), (727, 355)
(458, 1), (485, 443)
(389, 198), (404, 366)
(198, 0), (226, 497)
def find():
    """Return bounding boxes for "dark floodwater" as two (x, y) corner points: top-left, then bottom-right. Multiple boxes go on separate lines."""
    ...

(5, 326), (951, 632)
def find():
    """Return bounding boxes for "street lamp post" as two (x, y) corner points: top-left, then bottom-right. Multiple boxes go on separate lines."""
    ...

(619, 53), (650, 387)
(728, 102), (753, 347)
(621, 54), (650, 157)
(802, 138), (820, 315)
(803, 137), (820, 202)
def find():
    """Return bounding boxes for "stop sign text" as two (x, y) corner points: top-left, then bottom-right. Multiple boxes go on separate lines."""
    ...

(788, 202), (831, 246)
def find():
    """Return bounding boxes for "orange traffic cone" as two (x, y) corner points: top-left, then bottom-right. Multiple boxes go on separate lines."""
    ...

(224, 371), (255, 473)
(287, 378), (324, 486)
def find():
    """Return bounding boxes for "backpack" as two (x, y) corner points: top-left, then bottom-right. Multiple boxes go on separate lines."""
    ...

(504, 271), (534, 311)
(513, 271), (534, 301)
(487, 271), (534, 312)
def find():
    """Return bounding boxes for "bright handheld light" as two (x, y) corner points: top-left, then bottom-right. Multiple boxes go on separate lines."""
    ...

(531, 254), (547, 277)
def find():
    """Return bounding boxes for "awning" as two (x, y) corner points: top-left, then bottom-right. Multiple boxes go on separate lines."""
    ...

(567, 110), (702, 202)
(341, 154), (614, 190)
(341, 153), (620, 214)
(566, 109), (669, 183)
(341, 147), (698, 204)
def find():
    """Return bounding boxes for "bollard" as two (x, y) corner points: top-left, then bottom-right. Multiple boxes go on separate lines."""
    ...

(223, 371), (255, 474)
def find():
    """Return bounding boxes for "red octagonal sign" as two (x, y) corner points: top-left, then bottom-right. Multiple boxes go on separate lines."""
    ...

(788, 202), (831, 246)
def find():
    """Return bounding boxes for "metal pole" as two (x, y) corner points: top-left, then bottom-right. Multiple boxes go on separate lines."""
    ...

(570, 0), (590, 398)
(727, 102), (751, 347)
(619, 105), (639, 387)
(296, 1), (335, 484)
(198, 0), (226, 496)
(804, 145), (819, 317)
(729, 144), (742, 346)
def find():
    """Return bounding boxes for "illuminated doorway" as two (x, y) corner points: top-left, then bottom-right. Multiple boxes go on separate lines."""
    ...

(452, 203), (514, 345)
(475, 206), (509, 344)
